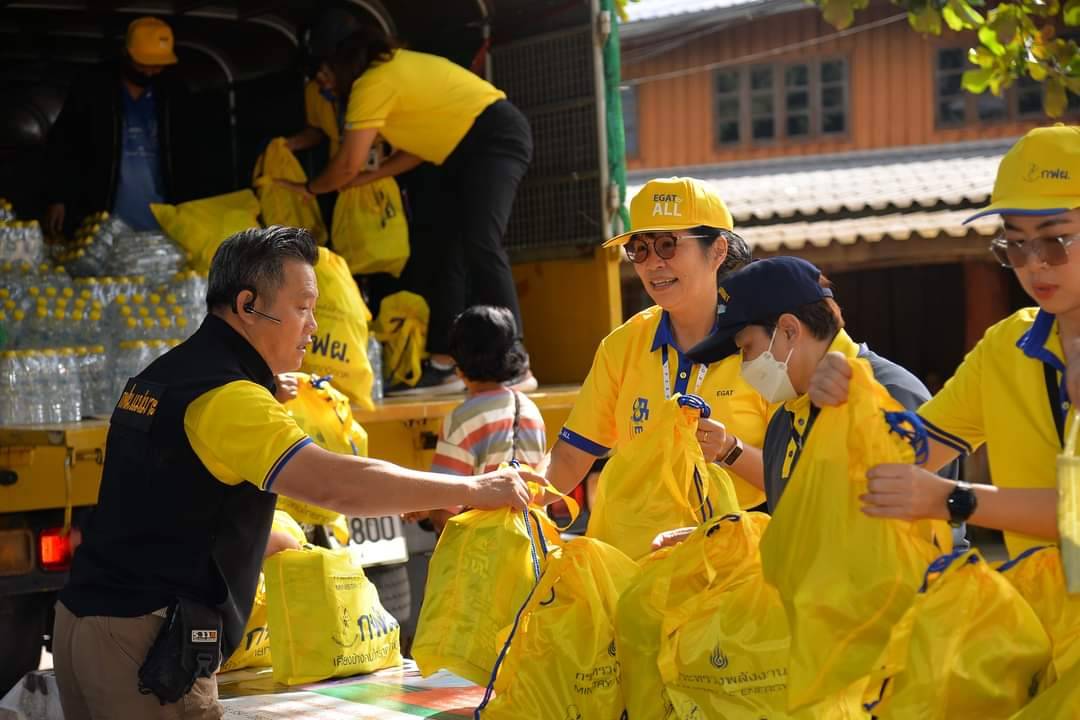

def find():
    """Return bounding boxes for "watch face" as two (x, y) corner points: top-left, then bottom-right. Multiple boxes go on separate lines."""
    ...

(947, 485), (976, 522)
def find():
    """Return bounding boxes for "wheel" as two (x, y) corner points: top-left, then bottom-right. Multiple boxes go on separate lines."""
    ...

(0, 593), (47, 698)
(365, 564), (412, 624)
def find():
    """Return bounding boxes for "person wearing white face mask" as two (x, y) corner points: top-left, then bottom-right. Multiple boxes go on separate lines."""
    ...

(684, 256), (960, 515)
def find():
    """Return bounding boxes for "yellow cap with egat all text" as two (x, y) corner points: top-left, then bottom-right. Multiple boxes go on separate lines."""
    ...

(604, 177), (734, 247)
(126, 17), (179, 66)
(965, 124), (1080, 223)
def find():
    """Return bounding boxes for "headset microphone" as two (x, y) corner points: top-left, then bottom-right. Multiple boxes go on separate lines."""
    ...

(243, 302), (282, 325)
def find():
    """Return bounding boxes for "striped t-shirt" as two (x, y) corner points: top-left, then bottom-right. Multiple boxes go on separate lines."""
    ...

(432, 389), (547, 475)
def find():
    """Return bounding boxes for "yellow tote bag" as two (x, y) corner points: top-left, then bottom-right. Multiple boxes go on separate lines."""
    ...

(373, 290), (429, 388)
(476, 537), (640, 720)
(864, 549), (1051, 719)
(151, 190), (261, 273)
(252, 137), (327, 246)
(331, 179), (409, 277)
(759, 358), (950, 713)
(300, 247), (376, 410)
(412, 507), (563, 686)
(265, 545), (402, 685)
(587, 394), (739, 562)
(998, 545), (1080, 688)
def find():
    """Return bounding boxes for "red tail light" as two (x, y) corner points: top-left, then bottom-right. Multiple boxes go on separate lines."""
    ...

(39, 528), (73, 571)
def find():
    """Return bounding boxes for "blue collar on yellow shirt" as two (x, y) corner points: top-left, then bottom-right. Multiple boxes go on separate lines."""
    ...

(1016, 308), (1069, 403)
(651, 310), (718, 396)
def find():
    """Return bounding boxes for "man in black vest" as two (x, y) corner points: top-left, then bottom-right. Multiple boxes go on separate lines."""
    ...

(52, 226), (533, 719)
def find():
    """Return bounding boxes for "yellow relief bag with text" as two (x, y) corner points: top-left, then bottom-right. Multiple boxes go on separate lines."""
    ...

(476, 537), (640, 720)
(252, 137), (327, 246)
(863, 549), (1051, 719)
(412, 504), (564, 686)
(759, 358), (950, 713)
(300, 247), (375, 410)
(587, 394), (739, 561)
(150, 190), (261, 273)
(373, 291), (429, 388)
(331, 179), (409, 277)
(265, 545), (402, 685)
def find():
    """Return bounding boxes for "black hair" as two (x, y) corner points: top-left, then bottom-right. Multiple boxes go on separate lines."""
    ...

(689, 225), (753, 281)
(756, 276), (844, 341)
(448, 305), (528, 383)
(205, 226), (318, 314)
(328, 26), (400, 103)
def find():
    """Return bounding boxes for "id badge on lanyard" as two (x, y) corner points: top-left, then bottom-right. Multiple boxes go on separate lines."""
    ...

(661, 344), (708, 400)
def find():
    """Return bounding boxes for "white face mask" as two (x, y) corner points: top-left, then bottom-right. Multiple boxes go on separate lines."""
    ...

(741, 329), (797, 403)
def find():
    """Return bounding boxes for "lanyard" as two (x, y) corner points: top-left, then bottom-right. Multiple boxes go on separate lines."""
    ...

(661, 344), (708, 400)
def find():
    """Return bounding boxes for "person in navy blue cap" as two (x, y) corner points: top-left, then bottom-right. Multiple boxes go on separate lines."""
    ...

(683, 256), (960, 516)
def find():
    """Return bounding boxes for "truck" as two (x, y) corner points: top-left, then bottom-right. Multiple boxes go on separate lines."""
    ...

(0, 0), (629, 696)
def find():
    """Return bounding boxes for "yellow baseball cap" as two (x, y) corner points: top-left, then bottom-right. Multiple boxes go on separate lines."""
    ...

(126, 17), (179, 66)
(965, 124), (1080, 223)
(603, 176), (734, 247)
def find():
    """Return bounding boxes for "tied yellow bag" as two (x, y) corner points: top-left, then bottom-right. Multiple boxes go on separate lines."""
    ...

(301, 247), (376, 410)
(373, 291), (429, 388)
(587, 394), (740, 562)
(252, 137), (327, 246)
(151, 190), (261, 273)
(864, 549), (1051, 719)
(412, 506), (563, 686)
(658, 513), (866, 720)
(759, 358), (950, 713)
(476, 537), (640, 720)
(998, 545), (1080, 687)
(265, 545), (402, 685)
(332, 179), (409, 277)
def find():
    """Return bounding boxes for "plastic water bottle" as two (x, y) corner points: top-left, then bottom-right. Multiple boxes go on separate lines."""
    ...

(60, 348), (82, 422)
(0, 350), (19, 425)
(368, 335), (384, 402)
(40, 350), (63, 423)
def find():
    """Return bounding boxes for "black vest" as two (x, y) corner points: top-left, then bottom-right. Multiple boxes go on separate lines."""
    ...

(61, 315), (279, 658)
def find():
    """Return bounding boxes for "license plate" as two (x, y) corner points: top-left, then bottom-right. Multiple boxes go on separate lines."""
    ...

(346, 515), (408, 567)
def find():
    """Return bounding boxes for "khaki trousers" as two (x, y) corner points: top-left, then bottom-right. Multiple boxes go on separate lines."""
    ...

(53, 602), (222, 720)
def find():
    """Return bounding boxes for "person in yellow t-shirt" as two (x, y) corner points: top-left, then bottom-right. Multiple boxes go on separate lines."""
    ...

(809, 124), (1080, 559)
(279, 26), (534, 394)
(539, 177), (769, 533)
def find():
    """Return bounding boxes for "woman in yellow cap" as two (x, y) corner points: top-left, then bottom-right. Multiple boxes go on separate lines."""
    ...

(278, 26), (534, 394)
(811, 124), (1080, 559)
(539, 177), (770, 558)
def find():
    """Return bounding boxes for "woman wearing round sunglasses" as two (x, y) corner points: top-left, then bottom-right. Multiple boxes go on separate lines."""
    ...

(538, 177), (770, 549)
(810, 124), (1080, 559)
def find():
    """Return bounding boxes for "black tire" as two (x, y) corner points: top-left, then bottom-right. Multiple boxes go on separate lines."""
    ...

(365, 564), (412, 624)
(0, 594), (47, 698)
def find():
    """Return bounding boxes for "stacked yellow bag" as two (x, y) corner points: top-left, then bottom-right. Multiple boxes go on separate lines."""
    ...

(300, 247), (376, 410)
(373, 290), (429, 389)
(1009, 661), (1080, 719)
(265, 545), (402, 685)
(412, 507), (562, 686)
(863, 549), (1051, 719)
(587, 394), (739, 562)
(151, 190), (261, 273)
(332, 179), (409, 277)
(759, 358), (950, 713)
(252, 137), (327, 245)
(476, 537), (640, 719)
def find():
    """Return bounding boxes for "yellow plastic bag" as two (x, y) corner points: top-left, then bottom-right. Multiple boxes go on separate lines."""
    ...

(300, 247), (376, 410)
(476, 537), (639, 719)
(373, 290), (429, 388)
(252, 137), (327, 246)
(1010, 659), (1080, 719)
(331, 179), (409, 277)
(864, 549), (1051, 719)
(998, 545), (1080, 687)
(265, 545), (402, 685)
(220, 511), (308, 673)
(587, 394), (739, 561)
(759, 358), (950, 713)
(412, 507), (563, 686)
(151, 190), (261, 273)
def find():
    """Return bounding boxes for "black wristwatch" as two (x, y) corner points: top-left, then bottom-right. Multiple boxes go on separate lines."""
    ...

(946, 481), (978, 527)
(719, 436), (744, 467)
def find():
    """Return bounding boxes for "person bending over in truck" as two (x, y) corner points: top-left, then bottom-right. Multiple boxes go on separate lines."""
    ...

(53, 225), (534, 720)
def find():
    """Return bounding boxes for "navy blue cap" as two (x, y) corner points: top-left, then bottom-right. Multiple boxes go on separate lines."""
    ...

(687, 257), (833, 364)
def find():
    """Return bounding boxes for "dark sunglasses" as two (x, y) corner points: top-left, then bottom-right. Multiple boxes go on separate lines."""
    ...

(989, 233), (1080, 269)
(624, 233), (709, 264)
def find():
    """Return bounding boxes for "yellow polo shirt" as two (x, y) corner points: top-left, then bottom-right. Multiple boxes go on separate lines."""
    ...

(304, 80), (341, 157)
(344, 49), (505, 164)
(561, 305), (770, 508)
(184, 380), (312, 491)
(919, 307), (1073, 557)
